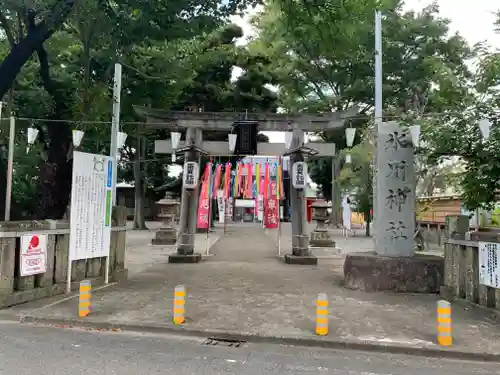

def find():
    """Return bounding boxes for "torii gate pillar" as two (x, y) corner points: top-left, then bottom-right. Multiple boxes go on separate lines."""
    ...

(284, 129), (318, 265)
(170, 127), (203, 263)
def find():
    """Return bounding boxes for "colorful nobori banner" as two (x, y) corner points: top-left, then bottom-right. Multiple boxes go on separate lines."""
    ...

(195, 159), (285, 229)
(196, 180), (210, 229)
(264, 181), (279, 229)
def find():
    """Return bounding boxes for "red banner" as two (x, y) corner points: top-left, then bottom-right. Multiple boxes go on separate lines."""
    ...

(223, 163), (231, 199)
(264, 181), (278, 229)
(196, 181), (210, 229)
(212, 164), (222, 198)
(263, 163), (269, 200)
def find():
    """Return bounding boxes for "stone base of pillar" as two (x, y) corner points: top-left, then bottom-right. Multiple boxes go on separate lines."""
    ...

(168, 253), (202, 263)
(343, 252), (444, 293)
(151, 228), (177, 245)
(309, 230), (335, 247)
(439, 286), (453, 301)
(284, 253), (318, 265)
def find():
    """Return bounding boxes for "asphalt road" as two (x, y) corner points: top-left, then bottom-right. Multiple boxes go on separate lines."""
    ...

(0, 321), (498, 375)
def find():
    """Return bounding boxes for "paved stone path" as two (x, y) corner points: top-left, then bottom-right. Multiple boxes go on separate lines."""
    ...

(124, 221), (220, 276)
(3, 223), (500, 357)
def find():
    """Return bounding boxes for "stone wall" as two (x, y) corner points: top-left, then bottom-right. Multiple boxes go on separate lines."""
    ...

(0, 206), (127, 308)
(442, 215), (500, 311)
(417, 221), (445, 247)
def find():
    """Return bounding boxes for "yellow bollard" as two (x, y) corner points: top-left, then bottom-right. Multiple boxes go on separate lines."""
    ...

(437, 300), (452, 346)
(315, 293), (328, 336)
(173, 285), (186, 325)
(78, 280), (92, 318)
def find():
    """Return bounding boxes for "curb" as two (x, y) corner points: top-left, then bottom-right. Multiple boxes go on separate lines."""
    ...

(11, 314), (500, 363)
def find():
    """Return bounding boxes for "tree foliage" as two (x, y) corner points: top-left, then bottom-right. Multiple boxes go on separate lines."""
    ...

(251, 0), (473, 207)
(337, 134), (373, 235)
(0, 0), (274, 221)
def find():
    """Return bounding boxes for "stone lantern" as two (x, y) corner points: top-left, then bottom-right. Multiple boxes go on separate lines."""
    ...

(309, 198), (335, 247)
(152, 193), (179, 245)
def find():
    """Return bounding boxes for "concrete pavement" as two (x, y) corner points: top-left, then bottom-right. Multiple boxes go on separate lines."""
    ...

(125, 221), (220, 276)
(0, 321), (499, 375)
(2, 223), (499, 361)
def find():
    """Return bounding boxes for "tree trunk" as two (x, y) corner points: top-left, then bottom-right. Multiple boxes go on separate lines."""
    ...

(133, 135), (147, 230)
(33, 43), (72, 220)
(0, 0), (76, 100)
(0, 156), (6, 221)
(364, 210), (371, 237)
(331, 157), (342, 227)
(0, 88), (14, 220)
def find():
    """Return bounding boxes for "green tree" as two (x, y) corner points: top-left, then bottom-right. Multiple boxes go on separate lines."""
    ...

(114, 23), (277, 228)
(337, 136), (373, 236)
(419, 10), (500, 210)
(0, 0), (263, 220)
(251, 0), (473, 222)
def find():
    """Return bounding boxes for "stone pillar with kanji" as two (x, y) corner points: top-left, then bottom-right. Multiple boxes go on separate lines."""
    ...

(343, 122), (444, 292)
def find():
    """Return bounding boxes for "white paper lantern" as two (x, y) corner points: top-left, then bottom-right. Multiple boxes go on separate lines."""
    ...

(171, 131), (181, 149)
(27, 126), (39, 145)
(117, 131), (128, 149)
(345, 128), (356, 147)
(72, 129), (85, 147)
(409, 124), (421, 147)
(284, 131), (293, 149)
(228, 133), (237, 152)
(479, 119), (491, 141)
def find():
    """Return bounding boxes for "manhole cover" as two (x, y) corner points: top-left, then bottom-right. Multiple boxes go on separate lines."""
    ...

(202, 338), (246, 348)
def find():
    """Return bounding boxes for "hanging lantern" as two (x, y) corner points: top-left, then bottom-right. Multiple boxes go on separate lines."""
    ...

(409, 125), (421, 148)
(284, 131), (293, 149)
(478, 119), (491, 141)
(117, 131), (128, 149)
(72, 130), (85, 147)
(228, 133), (237, 152)
(345, 127), (356, 147)
(171, 131), (181, 162)
(26, 125), (39, 153)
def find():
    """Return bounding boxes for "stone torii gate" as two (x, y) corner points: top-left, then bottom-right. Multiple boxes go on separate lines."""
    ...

(134, 106), (355, 263)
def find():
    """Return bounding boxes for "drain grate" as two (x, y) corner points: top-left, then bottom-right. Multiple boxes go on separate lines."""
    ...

(202, 337), (246, 348)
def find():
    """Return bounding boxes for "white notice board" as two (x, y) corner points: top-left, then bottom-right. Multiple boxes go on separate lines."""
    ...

(478, 241), (500, 288)
(69, 151), (113, 261)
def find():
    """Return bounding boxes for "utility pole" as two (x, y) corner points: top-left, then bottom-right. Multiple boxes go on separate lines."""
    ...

(373, 10), (383, 246)
(110, 63), (122, 205)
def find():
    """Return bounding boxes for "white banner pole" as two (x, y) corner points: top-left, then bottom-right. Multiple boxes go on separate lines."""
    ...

(66, 258), (72, 293)
(277, 217), (281, 257)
